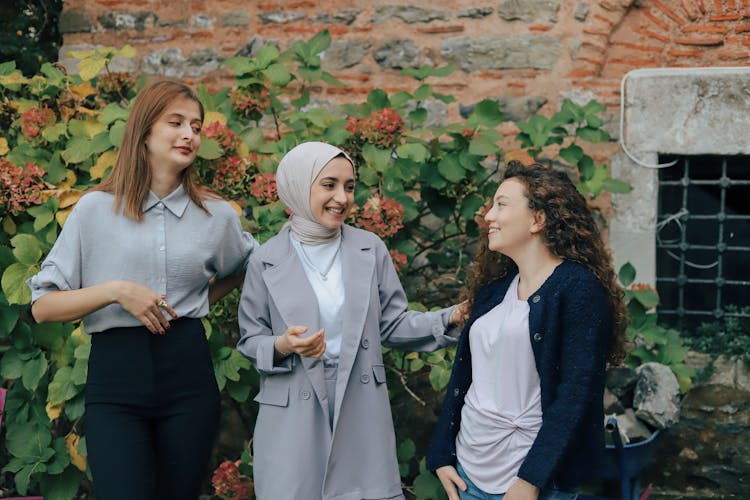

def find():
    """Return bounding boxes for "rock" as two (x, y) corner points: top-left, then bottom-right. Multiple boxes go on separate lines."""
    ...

(98, 12), (158, 31)
(312, 10), (361, 25)
(707, 355), (738, 387)
(606, 409), (653, 444)
(322, 40), (371, 70)
(185, 49), (222, 77)
(737, 359), (750, 392)
(234, 36), (279, 58)
(403, 100), (448, 128)
(606, 365), (639, 401)
(141, 48), (185, 78)
(373, 5), (451, 24)
(59, 10), (93, 33)
(568, 37), (582, 60)
(498, 0), (561, 23)
(458, 8), (494, 19)
(222, 11), (249, 27)
(441, 35), (563, 72)
(604, 387), (625, 414)
(190, 14), (215, 29)
(373, 39), (420, 69)
(634, 362), (681, 429)
(574, 3), (590, 22)
(258, 11), (306, 24)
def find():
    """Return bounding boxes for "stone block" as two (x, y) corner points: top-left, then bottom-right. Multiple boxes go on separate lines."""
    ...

(258, 11), (306, 24)
(457, 8), (494, 19)
(374, 39), (419, 69)
(574, 3), (590, 22)
(59, 10), (93, 34)
(312, 10), (361, 25)
(322, 40), (371, 70)
(634, 362), (681, 429)
(498, 0), (561, 23)
(441, 35), (563, 72)
(373, 5), (451, 24)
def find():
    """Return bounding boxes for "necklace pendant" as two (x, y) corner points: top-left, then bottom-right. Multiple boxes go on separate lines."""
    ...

(321, 274), (328, 281)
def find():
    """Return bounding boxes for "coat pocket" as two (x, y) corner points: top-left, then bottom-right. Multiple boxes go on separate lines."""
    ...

(253, 382), (290, 407)
(372, 364), (387, 385)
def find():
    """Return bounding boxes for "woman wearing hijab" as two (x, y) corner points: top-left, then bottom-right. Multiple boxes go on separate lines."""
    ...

(237, 141), (465, 500)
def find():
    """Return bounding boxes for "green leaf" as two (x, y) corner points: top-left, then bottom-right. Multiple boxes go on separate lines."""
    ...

(396, 143), (428, 163)
(362, 143), (392, 172)
(560, 99), (585, 123)
(11, 234), (43, 265)
(460, 193), (485, 221)
(357, 165), (379, 186)
(48, 366), (80, 405)
(42, 123), (67, 143)
(69, 118), (108, 139)
(27, 205), (54, 232)
(1, 348), (23, 379)
(108, 120), (126, 147)
(0, 305), (20, 335)
(397, 439), (416, 461)
(576, 126), (610, 143)
(367, 89), (390, 110)
(78, 57), (106, 81)
(32, 322), (68, 351)
(100, 103), (130, 125)
(633, 288), (660, 309)
(619, 262), (636, 287)
(197, 138), (224, 160)
(468, 136), (499, 156)
(40, 465), (81, 500)
(413, 467), (447, 499)
(5, 422), (52, 459)
(559, 144), (584, 166)
(413, 84), (431, 100)
(602, 178), (633, 194)
(2, 263), (38, 304)
(308, 29), (332, 55)
(408, 107), (427, 125)
(469, 99), (503, 128)
(263, 63), (292, 86)
(61, 137), (95, 164)
(428, 364), (451, 391)
(22, 352), (48, 391)
(323, 125), (350, 145)
(437, 155), (465, 183)
(222, 56), (256, 76)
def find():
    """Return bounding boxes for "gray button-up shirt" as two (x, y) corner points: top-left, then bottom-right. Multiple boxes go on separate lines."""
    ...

(27, 185), (258, 333)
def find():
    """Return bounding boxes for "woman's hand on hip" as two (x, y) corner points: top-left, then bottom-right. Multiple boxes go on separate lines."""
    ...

(110, 280), (178, 335)
(275, 326), (326, 358)
(436, 465), (467, 500)
(504, 478), (540, 500)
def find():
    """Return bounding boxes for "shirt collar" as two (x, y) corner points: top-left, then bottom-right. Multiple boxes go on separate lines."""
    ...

(142, 184), (190, 217)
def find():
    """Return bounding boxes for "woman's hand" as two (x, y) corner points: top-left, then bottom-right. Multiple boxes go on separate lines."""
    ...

(275, 326), (326, 358)
(435, 465), (467, 500)
(448, 301), (470, 326)
(112, 280), (178, 335)
(504, 478), (540, 500)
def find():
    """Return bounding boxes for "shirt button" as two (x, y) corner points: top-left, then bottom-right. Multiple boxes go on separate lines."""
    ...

(361, 338), (369, 349)
(159, 245), (165, 251)
(360, 373), (370, 384)
(301, 390), (311, 400)
(157, 202), (163, 208)
(532, 295), (541, 303)
(533, 332), (543, 342)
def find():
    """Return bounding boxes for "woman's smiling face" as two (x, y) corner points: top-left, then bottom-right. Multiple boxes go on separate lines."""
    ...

(309, 156), (355, 228)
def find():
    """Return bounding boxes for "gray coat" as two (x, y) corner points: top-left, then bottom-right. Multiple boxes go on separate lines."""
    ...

(238, 225), (456, 500)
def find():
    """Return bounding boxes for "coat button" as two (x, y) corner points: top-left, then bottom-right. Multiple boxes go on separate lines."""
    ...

(360, 373), (370, 384)
(301, 390), (311, 400)
(453, 388), (460, 397)
(361, 338), (370, 349)
(532, 295), (541, 303)
(533, 332), (543, 342)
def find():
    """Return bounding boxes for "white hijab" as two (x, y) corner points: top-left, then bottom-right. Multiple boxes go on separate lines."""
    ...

(275, 142), (355, 245)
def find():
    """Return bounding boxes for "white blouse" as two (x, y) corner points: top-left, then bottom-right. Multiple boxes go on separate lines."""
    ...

(290, 234), (345, 361)
(456, 274), (543, 493)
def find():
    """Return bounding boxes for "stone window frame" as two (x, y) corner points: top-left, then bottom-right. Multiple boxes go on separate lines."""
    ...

(609, 67), (750, 286)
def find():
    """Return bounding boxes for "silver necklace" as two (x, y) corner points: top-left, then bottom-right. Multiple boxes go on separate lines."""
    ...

(298, 238), (342, 281)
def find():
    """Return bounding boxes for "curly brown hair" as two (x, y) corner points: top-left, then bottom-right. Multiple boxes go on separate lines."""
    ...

(460, 160), (627, 364)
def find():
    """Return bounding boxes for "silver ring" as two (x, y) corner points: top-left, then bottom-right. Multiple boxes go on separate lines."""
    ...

(157, 299), (167, 308)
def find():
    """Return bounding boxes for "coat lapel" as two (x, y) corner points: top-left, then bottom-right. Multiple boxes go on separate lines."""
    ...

(332, 226), (374, 434)
(262, 228), (329, 423)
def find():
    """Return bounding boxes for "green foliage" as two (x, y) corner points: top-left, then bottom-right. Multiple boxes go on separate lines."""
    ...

(618, 263), (695, 393)
(0, 1), (63, 76)
(0, 30), (627, 498)
(684, 305), (750, 363)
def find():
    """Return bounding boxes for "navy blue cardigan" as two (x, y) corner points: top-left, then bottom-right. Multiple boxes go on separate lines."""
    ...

(426, 260), (612, 491)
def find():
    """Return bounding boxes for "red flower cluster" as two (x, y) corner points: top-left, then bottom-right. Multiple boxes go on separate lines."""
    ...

(212, 155), (250, 199)
(0, 158), (46, 213)
(203, 122), (243, 156)
(389, 249), (408, 276)
(356, 195), (405, 238)
(20, 106), (56, 141)
(249, 172), (278, 204)
(346, 108), (404, 149)
(230, 86), (270, 122)
(211, 460), (253, 500)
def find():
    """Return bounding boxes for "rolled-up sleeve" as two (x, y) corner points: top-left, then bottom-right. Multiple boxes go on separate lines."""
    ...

(26, 207), (83, 302)
(213, 208), (259, 278)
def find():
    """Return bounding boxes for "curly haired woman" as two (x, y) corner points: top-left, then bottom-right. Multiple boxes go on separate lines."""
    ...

(427, 161), (627, 500)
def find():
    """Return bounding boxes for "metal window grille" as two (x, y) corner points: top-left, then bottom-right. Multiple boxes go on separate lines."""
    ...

(656, 155), (750, 331)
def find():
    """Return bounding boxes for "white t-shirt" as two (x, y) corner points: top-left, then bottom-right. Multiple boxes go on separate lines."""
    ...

(456, 274), (543, 493)
(290, 235), (345, 361)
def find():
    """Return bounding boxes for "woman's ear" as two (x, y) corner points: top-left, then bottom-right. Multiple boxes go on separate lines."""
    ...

(530, 210), (546, 235)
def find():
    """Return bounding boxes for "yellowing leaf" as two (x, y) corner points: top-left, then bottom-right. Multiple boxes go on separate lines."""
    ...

(405, 351), (419, 360)
(238, 142), (249, 158)
(91, 150), (117, 179)
(66, 433), (87, 472)
(70, 81), (97, 100)
(57, 170), (77, 189)
(0, 73), (30, 86)
(76, 106), (99, 117)
(2, 216), (16, 235)
(204, 111), (227, 127)
(0, 137), (8, 155)
(56, 207), (73, 227)
(46, 402), (63, 421)
(117, 44), (137, 58)
(78, 57), (106, 81)
(228, 200), (242, 217)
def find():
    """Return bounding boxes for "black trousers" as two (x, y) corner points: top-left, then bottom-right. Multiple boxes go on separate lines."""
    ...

(85, 318), (220, 500)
